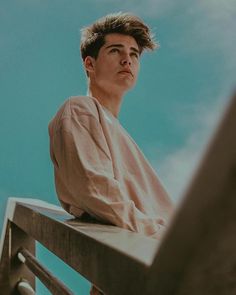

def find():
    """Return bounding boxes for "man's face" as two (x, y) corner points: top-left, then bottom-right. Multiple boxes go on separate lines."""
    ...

(86, 33), (140, 94)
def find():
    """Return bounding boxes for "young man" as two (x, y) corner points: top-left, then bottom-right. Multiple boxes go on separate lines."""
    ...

(49, 13), (173, 295)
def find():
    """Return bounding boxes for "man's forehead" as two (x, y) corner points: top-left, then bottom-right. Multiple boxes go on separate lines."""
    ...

(103, 33), (139, 50)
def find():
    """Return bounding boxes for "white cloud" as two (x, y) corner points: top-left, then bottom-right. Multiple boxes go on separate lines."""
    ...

(140, 0), (236, 203)
(175, 0), (236, 88)
(156, 91), (231, 203)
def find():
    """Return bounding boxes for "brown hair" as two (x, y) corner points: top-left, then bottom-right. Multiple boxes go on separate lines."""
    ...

(80, 12), (158, 61)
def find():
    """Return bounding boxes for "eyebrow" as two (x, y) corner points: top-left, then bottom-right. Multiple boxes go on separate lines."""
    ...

(105, 44), (140, 54)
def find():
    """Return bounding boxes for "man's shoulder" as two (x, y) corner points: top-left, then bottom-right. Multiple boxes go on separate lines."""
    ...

(53, 96), (99, 120)
(48, 96), (99, 134)
(62, 96), (99, 117)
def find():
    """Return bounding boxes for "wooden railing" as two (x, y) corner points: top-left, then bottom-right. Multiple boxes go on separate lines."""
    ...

(0, 93), (235, 295)
(0, 198), (158, 294)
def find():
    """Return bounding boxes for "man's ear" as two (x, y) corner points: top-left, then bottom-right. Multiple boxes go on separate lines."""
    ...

(84, 56), (95, 74)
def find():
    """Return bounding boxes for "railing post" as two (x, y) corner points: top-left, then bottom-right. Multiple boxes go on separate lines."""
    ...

(10, 223), (35, 294)
(0, 220), (11, 293)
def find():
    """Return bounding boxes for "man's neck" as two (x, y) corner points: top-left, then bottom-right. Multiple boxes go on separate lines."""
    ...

(88, 85), (123, 118)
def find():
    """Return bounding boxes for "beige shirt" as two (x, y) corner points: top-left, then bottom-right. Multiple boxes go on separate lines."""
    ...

(49, 96), (173, 239)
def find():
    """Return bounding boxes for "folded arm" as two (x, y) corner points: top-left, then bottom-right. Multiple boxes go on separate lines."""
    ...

(51, 113), (165, 239)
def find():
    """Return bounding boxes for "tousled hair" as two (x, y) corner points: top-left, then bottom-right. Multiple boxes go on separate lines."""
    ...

(80, 12), (158, 61)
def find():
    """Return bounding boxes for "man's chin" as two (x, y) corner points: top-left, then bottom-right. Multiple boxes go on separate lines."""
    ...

(117, 81), (136, 92)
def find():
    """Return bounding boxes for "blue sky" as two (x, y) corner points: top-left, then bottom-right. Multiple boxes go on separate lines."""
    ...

(1, 0), (235, 293)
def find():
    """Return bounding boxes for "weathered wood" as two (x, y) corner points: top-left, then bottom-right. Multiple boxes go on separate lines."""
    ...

(7, 199), (157, 295)
(17, 280), (35, 295)
(10, 223), (35, 294)
(0, 220), (35, 295)
(0, 220), (11, 293)
(146, 93), (236, 295)
(18, 247), (73, 295)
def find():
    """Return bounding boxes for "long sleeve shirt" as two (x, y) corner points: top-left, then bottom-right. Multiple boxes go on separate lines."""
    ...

(48, 96), (173, 240)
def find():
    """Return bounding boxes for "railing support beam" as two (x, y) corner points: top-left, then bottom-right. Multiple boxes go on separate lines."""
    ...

(17, 247), (74, 295)
(0, 221), (11, 293)
(17, 279), (35, 295)
(10, 223), (35, 294)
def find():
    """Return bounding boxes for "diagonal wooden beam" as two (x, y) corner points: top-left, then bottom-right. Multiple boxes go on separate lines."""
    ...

(1, 198), (158, 295)
(146, 93), (236, 295)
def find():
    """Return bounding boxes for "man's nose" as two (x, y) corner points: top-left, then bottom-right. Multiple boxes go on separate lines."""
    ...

(120, 54), (131, 66)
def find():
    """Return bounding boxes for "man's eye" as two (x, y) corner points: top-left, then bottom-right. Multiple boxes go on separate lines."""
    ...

(131, 52), (139, 58)
(110, 48), (119, 53)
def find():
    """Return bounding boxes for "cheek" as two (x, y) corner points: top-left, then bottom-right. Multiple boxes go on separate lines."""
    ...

(95, 62), (115, 84)
(97, 58), (115, 74)
(95, 62), (109, 78)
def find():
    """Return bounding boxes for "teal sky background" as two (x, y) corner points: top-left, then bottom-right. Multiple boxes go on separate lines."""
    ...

(1, 0), (235, 294)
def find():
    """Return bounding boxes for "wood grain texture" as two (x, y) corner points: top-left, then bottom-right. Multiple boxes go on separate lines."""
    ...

(11, 202), (157, 295)
(0, 221), (10, 294)
(18, 248), (73, 295)
(146, 93), (236, 295)
(10, 223), (35, 295)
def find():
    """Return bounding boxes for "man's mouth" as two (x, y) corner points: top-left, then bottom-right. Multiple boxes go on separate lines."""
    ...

(118, 70), (133, 77)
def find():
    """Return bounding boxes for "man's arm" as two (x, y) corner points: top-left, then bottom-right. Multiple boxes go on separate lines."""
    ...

(51, 113), (167, 240)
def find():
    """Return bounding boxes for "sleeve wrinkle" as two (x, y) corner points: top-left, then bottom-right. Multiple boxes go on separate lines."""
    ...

(85, 177), (163, 235)
(54, 111), (163, 239)
(60, 113), (111, 161)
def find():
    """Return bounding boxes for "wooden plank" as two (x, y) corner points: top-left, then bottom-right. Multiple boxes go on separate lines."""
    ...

(0, 220), (10, 293)
(8, 200), (158, 295)
(10, 223), (35, 294)
(0, 220), (36, 295)
(18, 248), (73, 295)
(146, 93), (236, 295)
